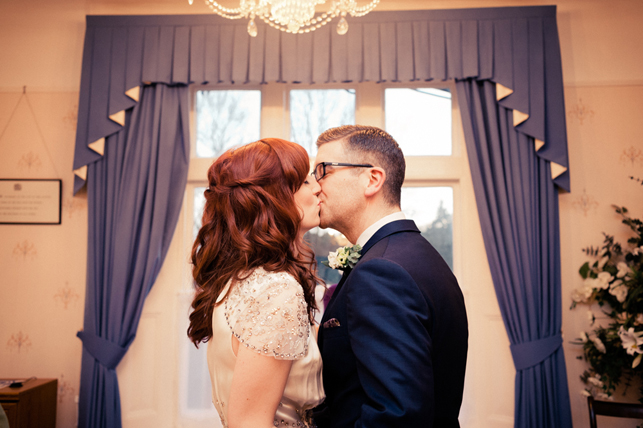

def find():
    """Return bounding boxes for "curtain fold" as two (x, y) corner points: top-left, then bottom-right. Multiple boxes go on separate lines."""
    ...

(456, 79), (572, 428)
(77, 84), (189, 428)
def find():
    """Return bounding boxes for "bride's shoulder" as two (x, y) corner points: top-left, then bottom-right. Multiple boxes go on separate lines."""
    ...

(225, 267), (309, 360)
(235, 266), (301, 295)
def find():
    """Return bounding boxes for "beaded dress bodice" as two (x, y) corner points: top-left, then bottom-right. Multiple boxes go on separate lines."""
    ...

(207, 267), (325, 427)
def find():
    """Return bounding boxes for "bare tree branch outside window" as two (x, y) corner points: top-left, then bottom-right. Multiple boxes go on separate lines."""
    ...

(196, 90), (261, 157)
(290, 89), (355, 155)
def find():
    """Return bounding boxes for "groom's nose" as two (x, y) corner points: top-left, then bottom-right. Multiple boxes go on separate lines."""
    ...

(312, 180), (321, 196)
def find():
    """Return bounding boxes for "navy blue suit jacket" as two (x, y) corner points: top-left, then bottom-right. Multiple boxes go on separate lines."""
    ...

(316, 220), (468, 428)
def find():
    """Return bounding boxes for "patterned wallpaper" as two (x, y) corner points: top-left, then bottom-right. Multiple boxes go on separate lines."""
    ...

(0, 91), (86, 428)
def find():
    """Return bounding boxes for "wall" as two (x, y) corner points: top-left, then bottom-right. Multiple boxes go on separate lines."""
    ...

(1, 0), (642, 427)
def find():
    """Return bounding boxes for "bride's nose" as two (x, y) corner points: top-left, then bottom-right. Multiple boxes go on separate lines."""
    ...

(312, 180), (321, 196)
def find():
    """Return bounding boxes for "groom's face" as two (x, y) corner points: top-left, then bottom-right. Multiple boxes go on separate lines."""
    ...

(314, 139), (363, 232)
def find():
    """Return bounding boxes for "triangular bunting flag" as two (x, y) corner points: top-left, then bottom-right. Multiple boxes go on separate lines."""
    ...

(513, 110), (529, 126)
(109, 110), (125, 126)
(496, 83), (514, 101)
(551, 162), (567, 180)
(88, 138), (105, 155)
(125, 86), (140, 102)
(535, 139), (545, 151)
(74, 165), (88, 181)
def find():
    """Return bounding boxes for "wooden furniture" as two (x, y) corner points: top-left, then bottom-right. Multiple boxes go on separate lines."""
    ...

(588, 395), (643, 428)
(0, 378), (57, 428)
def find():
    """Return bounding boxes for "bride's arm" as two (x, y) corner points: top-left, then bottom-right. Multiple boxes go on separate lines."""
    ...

(228, 342), (294, 428)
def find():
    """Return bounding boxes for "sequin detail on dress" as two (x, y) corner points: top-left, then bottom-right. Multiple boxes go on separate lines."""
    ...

(225, 268), (309, 360)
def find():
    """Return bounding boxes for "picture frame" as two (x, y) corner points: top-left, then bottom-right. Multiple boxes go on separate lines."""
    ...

(0, 179), (62, 225)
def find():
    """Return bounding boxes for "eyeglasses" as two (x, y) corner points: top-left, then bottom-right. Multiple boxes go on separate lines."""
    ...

(311, 162), (373, 181)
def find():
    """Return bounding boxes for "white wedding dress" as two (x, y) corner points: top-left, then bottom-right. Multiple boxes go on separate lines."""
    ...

(207, 267), (325, 427)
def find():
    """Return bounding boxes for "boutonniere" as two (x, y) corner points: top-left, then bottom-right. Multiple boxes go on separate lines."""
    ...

(323, 244), (362, 270)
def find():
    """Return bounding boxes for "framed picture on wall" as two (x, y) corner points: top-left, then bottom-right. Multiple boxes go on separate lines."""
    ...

(0, 179), (62, 225)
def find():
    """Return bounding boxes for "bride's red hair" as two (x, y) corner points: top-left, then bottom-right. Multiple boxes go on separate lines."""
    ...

(188, 138), (320, 347)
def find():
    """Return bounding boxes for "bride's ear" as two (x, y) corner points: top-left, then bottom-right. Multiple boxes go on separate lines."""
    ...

(363, 167), (386, 198)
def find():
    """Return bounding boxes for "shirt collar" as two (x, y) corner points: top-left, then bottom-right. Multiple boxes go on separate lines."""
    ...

(355, 211), (406, 247)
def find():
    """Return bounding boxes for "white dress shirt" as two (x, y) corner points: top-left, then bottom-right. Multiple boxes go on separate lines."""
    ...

(355, 211), (406, 248)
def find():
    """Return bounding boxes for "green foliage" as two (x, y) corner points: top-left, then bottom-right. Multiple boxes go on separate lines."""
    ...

(570, 206), (643, 402)
(579, 262), (591, 279)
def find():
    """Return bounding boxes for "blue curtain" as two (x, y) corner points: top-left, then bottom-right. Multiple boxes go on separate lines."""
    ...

(456, 79), (572, 428)
(76, 83), (189, 428)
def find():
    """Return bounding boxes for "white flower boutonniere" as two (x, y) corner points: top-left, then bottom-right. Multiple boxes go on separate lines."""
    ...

(323, 244), (362, 271)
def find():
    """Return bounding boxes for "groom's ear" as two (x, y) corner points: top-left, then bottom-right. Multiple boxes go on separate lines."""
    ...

(363, 167), (386, 198)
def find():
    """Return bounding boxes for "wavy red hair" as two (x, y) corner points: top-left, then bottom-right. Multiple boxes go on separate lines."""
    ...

(188, 138), (320, 347)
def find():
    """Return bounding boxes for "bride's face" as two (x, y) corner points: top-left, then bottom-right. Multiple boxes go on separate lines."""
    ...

(294, 177), (322, 233)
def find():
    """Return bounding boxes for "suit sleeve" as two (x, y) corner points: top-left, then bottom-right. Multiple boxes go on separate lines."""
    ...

(346, 258), (434, 428)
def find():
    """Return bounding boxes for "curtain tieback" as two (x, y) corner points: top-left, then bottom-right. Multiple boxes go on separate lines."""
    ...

(77, 331), (129, 370)
(510, 334), (562, 371)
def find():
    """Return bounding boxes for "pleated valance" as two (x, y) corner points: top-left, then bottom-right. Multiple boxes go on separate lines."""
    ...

(73, 5), (570, 193)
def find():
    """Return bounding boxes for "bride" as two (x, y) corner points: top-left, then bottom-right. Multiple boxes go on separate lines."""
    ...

(188, 138), (325, 428)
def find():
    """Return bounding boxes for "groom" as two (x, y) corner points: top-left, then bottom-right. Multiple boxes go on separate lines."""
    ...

(313, 125), (468, 428)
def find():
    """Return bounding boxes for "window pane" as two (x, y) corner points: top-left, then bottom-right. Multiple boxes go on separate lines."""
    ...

(290, 89), (355, 155)
(385, 88), (452, 156)
(187, 187), (216, 413)
(194, 187), (207, 238)
(196, 90), (261, 157)
(185, 343), (215, 411)
(401, 187), (453, 269)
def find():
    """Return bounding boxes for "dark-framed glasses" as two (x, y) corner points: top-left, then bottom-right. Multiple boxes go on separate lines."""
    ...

(311, 162), (374, 181)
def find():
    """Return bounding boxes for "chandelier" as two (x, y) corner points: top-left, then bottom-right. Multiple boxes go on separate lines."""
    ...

(188, 0), (380, 36)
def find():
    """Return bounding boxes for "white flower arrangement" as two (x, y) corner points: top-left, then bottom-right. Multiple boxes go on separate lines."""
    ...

(323, 244), (362, 271)
(570, 206), (643, 401)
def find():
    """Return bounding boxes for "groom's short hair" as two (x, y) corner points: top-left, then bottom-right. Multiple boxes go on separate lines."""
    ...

(317, 125), (405, 207)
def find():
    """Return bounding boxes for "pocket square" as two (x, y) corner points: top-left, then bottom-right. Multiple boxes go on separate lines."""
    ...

(323, 318), (341, 329)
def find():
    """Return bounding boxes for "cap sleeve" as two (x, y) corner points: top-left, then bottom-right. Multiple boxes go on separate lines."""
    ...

(225, 269), (310, 360)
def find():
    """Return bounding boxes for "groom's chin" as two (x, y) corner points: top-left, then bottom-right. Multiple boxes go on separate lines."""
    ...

(319, 213), (333, 229)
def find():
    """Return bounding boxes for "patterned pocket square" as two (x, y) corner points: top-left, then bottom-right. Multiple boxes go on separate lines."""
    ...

(323, 318), (341, 329)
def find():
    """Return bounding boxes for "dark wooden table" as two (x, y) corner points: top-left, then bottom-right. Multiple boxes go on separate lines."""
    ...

(0, 378), (57, 428)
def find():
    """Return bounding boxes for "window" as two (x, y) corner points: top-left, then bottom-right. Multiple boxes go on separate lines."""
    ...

(401, 186), (453, 269)
(384, 88), (452, 156)
(289, 87), (356, 283)
(180, 82), (464, 425)
(385, 86), (456, 269)
(290, 89), (355, 155)
(195, 89), (261, 157)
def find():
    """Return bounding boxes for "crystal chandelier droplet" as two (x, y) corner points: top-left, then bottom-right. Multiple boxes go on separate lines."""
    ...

(247, 18), (258, 37)
(336, 16), (348, 35)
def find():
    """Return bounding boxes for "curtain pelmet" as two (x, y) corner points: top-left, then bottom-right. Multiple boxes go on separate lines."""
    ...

(73, 6), (570, 193)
